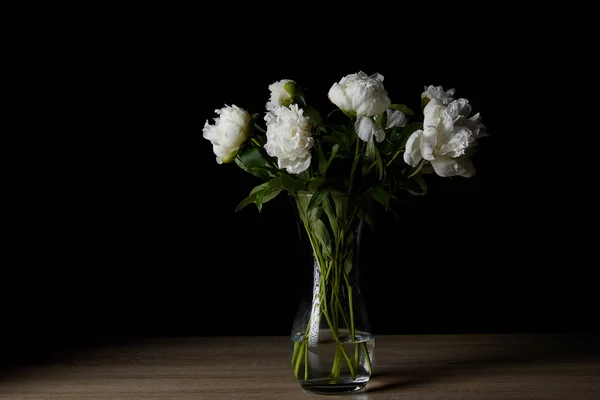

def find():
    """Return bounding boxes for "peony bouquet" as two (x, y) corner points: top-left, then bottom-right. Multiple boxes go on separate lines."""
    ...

(202, 71), (487, 388)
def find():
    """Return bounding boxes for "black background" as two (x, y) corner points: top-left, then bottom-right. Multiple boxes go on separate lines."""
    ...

(4, 6), (596, 367)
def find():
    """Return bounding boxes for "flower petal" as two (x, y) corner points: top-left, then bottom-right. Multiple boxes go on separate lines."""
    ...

(403, 130), (423, 167)
(328, 83), (352, 112)
(373, 124), (385, 143)
(430, 155), (475, 177)
(421, 102), (454, 161)
(202, 122), (220, 143)
(386, 109), (407, 129)
(264, 104), (313, 174)
(355, 116), (375, 142)
(447, 98), (472, 120)
(279, 155), (311, 174)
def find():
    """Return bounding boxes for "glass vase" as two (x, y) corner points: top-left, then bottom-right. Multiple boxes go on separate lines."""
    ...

(290, 191), (374, 395)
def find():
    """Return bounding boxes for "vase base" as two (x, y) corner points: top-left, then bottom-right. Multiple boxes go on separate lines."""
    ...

(300, 380), (368, 395)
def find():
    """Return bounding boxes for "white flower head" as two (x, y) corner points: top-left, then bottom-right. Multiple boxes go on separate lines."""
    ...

(328, 71), (391, 117)
(264, 104), (314, 174)
(422, 85), (456, 105)
(328, 71), (391, 143)
(403, 98), (486, 178)
(202, 104), (251, 164)
(266, 79), (296, 111)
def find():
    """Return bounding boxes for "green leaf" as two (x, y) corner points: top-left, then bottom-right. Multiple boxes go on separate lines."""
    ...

(375, 145), (384, 180)
(257, 179), (283, 211)
(321, 197), (339, 240)
(326, 108), (342, 118)
(321, 128), (348, 147)
(333, 192), (347, 219)
(235, 159), (271, 181)
(235, 147), (271, 181)
(251, 113), (266, 133)
(307, 176), (324, 193)
(279, 173), (306, 192)
(255, 190), (266, 211)
(298, 169), (311, 182)
(317, 143), (327, 175)
(303, 105), (322, 126)
(343, 230), (354, 274)
(401, 175), (428, 196)
(235, 182), (268, 212)
(293, 94), (306, 107)
(407, 159), (424, 178)
(308, 206), (323, 222)
(237, 147), (266, 169)
(312, 219), (332, 260)
(295, 193), (311, 217)
(387, 126), (401, 143)
(388, 122), (421, 144)
(346, 120), (357, 145)
(327, 124), (347, 133)
(375, 110), (387, 128)
(412, 175), (428, 195)
(307, 186), (331, 213)
(344, 257), (354, 275)
(328, 144), (340, 167)
(389, 103), (415, 116)
(235, 179), (283, 212)
(363, 139), (376, 176)
(371, 185), (390, 210)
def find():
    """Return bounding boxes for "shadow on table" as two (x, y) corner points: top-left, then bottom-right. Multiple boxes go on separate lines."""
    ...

(0, 334), (142, 381)
(366, 334), (600, 393)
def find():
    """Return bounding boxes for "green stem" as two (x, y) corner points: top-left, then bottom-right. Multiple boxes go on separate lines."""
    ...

(304, 341), (309, 381)
(345, 276), (356, 340)
(333, 289), (351, 333)
(292, 341), (300, 365)
(321, 306), (357, 379)
(331, 346), (341, 378)
(386, 146), (404, 167)
(293, 341), (305, 378)
(331, 263), (339, 333)
(348, 138), (362, 193)
(295, 199), (366, 382)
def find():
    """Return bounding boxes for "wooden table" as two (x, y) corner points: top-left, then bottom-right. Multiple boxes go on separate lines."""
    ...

(1, 334), (599, 399)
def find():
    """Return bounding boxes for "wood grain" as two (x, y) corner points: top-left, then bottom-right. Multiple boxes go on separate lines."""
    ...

(1, 334), (599, 399)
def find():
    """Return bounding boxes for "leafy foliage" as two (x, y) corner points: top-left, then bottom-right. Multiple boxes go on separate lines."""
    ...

(233, 88), (427, 215)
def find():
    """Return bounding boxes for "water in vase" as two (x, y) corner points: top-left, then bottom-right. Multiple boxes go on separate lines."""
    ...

(291, 329), (374, 394)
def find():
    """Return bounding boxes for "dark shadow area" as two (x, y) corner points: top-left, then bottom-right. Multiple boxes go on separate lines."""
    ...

(367, 334), (600, 393)
(0, 334), (140, 381)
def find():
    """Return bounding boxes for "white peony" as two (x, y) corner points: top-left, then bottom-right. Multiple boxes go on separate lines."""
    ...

(264, 104), (314, 174)
(266, 79), (296, 111)
(202, 104), (251, 164)
(422, 85), (455, 105)
(403, 98), (486, 178)
(328, 71), (391, 143)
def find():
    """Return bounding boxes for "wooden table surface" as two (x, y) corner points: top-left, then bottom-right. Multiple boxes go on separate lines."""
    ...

(1, 334), (599, 399)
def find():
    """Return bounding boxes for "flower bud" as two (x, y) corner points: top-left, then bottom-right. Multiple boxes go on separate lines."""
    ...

(266, 79), (296, 111)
